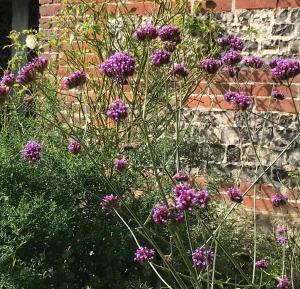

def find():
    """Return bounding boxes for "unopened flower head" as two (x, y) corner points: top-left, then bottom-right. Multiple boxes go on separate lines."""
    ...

(22, 140), (42, 162)
(100, 194), (119, 212)
(114, 158), (128, 171)
(255, 259), (269, 269)
(107, 99), (129, 122)
(134, 247), (155, 263)
(227, 187), (243, 203)
(134, 24), (158, 41)
(201, 58), (222, 74)
(277, 276), (291, 289)
(1, 73), (15, 87)
(101, 52), (136, 84)
(222, 50), (242, 65)
(171, 64), (189, 78)
(159, 24), (181, 42)
(271, 58), (300, 81)
(271, 193), (287, 207)
(151, 49), (171, 67)
(173, 170), (189, 182)
(192, 247), (214, 270)
(62, 70), (87, 89)
(68, 140), (81, 154)
(242, 55), (264, 69)
(272, 90), (285, 100)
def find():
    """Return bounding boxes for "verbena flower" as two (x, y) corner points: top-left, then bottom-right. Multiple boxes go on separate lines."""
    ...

(32, 57), (48, 73)
(172, 183), (191, 197)
(227, 187), (243, 203)
(1, 73), (15, 87)
(173, 211), (185, 223)
(22, 141), (42, 162)
(151, 49), (171, 66)
(171, 64), (189, 78)
(62, 70), (87, 89)
(222, 50), (242, 65)
(235, 92), (253, 110)
(192, 247), (214, 269)
(173, 170), (189, 182)
(276, 226), (286, 234)
(223, 65), (239, 78)
(134, 247), (155, 263)
(255, 259), (269, 269)
(269, 57), (284, 68)
(68, 140), (81, 154)
(224, 91), (252, 110)
(201, 58), (222, 74)
(276, 236), (286, 246)
(242, 55), (264, 68)
(100, 194), (119, 212)
(134, 24), (158, 41)
(101, 52), (136, 84)
(107, 99), (128, 122)
(272, 90), (285, 100)
(271, 58), (300, 81)
(159, 24), (181, 42)
(114, 158), (128, 171)
(194, 190), (210, 208)
(271, 193), (287, 207)
(277, 276), (291, 289)
(217, 35), (244, 51)
(153, 203), (170, 225)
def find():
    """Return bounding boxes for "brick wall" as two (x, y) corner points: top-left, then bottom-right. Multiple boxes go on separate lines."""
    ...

(39, 0), (300, 219)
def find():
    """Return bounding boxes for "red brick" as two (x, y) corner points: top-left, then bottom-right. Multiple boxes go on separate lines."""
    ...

(236, 0), (277, 9)
(278, 0), (300, 8)
(256, 98), (300, 113)
(40, 4), (62, 17)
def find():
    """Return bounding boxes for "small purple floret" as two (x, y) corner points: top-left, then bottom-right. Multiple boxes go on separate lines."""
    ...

(271, 193), (287, 207)
(107, 99), (128, 122)
(277, 276), (291, 289)
(222, 50), (242, 65)
(171, 64), (189, 78)
(272, 90), (285, 100)
(173, 170), (189, 182)
(159, 24), (181, 42)
(134, 24), (158, 41)
(22, 141), (42, 162)
(151, 50), (171, 67)
(217, 35), (244, 51)
(114, 158), (128, 171)
(192, 247), (214, 269)
(100, 194), (118, 212)
(242, 55), (264, 69)
(255, 259), (269, 269)
(134, 247), (155, 263)
(276, 226), (286, 234)
(227, 187), (243, 203)
(68, 140), (81, 154)
(201, 58), (222, 74)
(62, 70), (87, 89)
(271, 58), (300, 81)
(1, 73), (15, 87)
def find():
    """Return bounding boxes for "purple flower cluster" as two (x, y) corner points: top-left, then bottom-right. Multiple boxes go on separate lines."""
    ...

(152, 202), (185, 225)
(107, 99), (129, 122)
(100, 194), (119, 212)
(217, 35), (244, 51)
(173, 184), (209, 211)
(271, 193), (287, 207)
(222, 50), (242, 65)
(22, 141), (42, 162)
(62, 70), (87, 89)
(101, 52), (136, 84)
(0, 73), (15, 87)
(277, 276), (291, 289)
(276, 226), (287, 246)
(242, 55), (264, 69)
(171, 64), (189, 78)
(16, 57), (48, 85)
(224, 91), (253, 110)
(272, 90), (285, 100)
(192, 247), (214, 269)
(151, 50), (171, 67)
(159, 24), (181, 42)
(271, 58), (300, 81)
(227, 187), (243, 203)
(173, 170), (189, 182)
(68, 140), (81, 154)
(255, 259), (269, 269)
(114, 158), (128, 171)
(134, 24), (158, 41)
(201, 58), (222, 74)
(134, 247), (155, 263)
